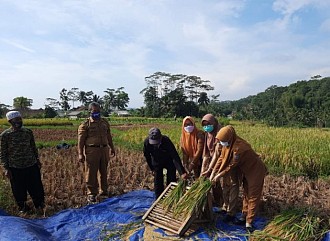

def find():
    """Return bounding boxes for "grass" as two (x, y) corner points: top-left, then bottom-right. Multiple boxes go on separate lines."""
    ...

(0, 177), (16, 212)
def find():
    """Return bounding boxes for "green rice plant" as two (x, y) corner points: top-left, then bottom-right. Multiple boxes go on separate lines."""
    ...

(159, 180), (187, 212)
(173, 177), (212, 219)
(249, 207), (328, 241)
(15, 119), (73, 126)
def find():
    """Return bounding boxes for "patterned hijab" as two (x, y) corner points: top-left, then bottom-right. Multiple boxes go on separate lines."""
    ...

(180, 116), (199, 159)
(202, 114), (221, 156)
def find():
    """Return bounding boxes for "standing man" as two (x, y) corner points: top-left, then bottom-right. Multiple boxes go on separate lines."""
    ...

(143, 127), (187, 198)
(0, 111), (45, 213)
(78, 102), (116, 203)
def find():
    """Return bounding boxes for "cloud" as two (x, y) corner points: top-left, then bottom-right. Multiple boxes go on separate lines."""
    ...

(1, 38), (35, 53)
(0, 0), (330, 109)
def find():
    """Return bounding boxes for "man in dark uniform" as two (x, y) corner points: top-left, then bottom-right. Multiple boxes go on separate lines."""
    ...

(0, 111), (45, 213)
(78, 102), (116, 203)
(143, 127), (187, 198)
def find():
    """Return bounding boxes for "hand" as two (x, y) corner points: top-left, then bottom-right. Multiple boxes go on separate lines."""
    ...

(211, 173), (221, 184)
(78, 154), (85, 163)
(110, 149), (116, 157)
(4, 169), (12, 180)
(181, 173), (188, 180)
(201, 169), (211, 177)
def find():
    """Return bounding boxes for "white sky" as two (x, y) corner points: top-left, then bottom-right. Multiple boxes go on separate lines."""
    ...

(0, 0), (330, 109)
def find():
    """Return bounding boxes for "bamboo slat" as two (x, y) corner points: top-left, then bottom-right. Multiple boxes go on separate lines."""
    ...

(143, 182), (213, 236)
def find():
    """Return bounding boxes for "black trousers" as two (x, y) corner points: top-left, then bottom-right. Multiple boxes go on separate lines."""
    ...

(154, 163), (177, 198)
(9, 163), (45, 209)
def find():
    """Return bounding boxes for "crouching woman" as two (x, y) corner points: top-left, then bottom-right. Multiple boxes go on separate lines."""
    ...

(204, 125), (267, 232)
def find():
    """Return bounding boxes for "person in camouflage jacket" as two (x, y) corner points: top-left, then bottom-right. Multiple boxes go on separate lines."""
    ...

(0, 111), (45, 213)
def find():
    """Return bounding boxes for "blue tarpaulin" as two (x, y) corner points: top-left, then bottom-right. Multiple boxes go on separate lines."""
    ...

(0, 190), (329, 241)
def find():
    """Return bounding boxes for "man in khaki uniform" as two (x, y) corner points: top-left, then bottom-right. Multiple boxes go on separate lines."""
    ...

(78, 102), (115, 203)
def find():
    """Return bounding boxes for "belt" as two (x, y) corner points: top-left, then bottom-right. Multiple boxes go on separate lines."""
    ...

(88, 144), (108, 147)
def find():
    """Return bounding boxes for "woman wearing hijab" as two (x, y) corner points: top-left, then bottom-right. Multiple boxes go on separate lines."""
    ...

(179, 116), (205, 178)
(200, 114), (221, 173)
(206, 125), (268, 232)
(200, 113), (223, 208)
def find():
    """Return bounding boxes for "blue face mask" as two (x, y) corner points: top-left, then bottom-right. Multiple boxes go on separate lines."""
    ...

(91, 112), (101, 119)
(203, 125), (214, 133)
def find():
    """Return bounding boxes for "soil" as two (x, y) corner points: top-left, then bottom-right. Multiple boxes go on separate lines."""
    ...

(260, 174), (330, 219)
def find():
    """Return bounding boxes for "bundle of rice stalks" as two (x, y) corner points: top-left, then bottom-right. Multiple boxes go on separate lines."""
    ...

(173, 177), (212, 218)
(159, 179), (187, 212)
(249, 207), (328, 241)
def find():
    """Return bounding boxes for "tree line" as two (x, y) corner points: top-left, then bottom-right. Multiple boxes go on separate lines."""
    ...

(0, 73), (329, 127)
(218, 75), (330, 127)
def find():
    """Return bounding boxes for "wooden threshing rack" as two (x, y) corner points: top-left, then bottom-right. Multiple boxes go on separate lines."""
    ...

(142, 182), (213, 236)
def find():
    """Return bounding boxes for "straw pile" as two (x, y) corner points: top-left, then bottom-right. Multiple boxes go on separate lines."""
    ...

(173, 177), (212, 218)
(159, 177), (212, 219)
(159, 179), (187, 212)
(249, 207), (329, 241)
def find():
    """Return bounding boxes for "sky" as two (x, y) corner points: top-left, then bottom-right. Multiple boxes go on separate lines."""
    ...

(1, 0), (330, 109)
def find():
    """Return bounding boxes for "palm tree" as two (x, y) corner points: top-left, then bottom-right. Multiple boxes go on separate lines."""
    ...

(198, 92), (210, 107)
(103, 88), (115, 112)
(198, 92), (210, 113)
(78, 90), (93, 106)
(92, 94), (103, 105)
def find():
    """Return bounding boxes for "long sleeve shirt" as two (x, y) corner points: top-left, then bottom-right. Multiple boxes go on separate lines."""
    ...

(0, 127), (39, 169)
(143, 135), (186, 175)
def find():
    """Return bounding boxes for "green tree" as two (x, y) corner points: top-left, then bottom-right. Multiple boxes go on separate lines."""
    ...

(45, 98), (60, 110)
(78, 90), (94, 107)
(141, 72), (215, 117)
(198, 92), (210, 106)
(114, 87), (129, 110)
(103, 88), (115, 112)
(92, 94), (103, 105)
(68, 87), (79, 109)
(140, 86), (161, 117)
(44, 106), (57, 118)
(13, 96), (33, 110)
(0, 103), (10, 118)
(59, 88), (70, 111)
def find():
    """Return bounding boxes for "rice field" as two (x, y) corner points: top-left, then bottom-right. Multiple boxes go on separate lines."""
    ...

(0, 118), (329, 239)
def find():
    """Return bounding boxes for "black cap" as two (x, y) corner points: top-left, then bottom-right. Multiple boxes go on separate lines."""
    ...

(148, 127), (162, 144)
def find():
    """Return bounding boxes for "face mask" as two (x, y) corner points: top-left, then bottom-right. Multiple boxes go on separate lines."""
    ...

(91, 112), (101, 119)
(12, 121), (23, 129)
(184, 125), (194, 133)
(220, 141), (229, 147)
(203, 125), (214, 133)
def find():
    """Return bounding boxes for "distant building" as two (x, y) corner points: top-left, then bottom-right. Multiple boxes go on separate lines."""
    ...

(67, 111), (84, 119)
(111, 110), (131, 116)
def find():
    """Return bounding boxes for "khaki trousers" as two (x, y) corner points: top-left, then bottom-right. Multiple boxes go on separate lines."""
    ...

(222, 167), (240, 216)
(84, 146), (110, 196)
(242, 176), (264, 224)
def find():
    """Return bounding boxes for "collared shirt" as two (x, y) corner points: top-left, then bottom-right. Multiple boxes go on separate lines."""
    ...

(143, 135), (186, 175)
(0, 127), (39, 169)
(78, 117), (114, 149)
